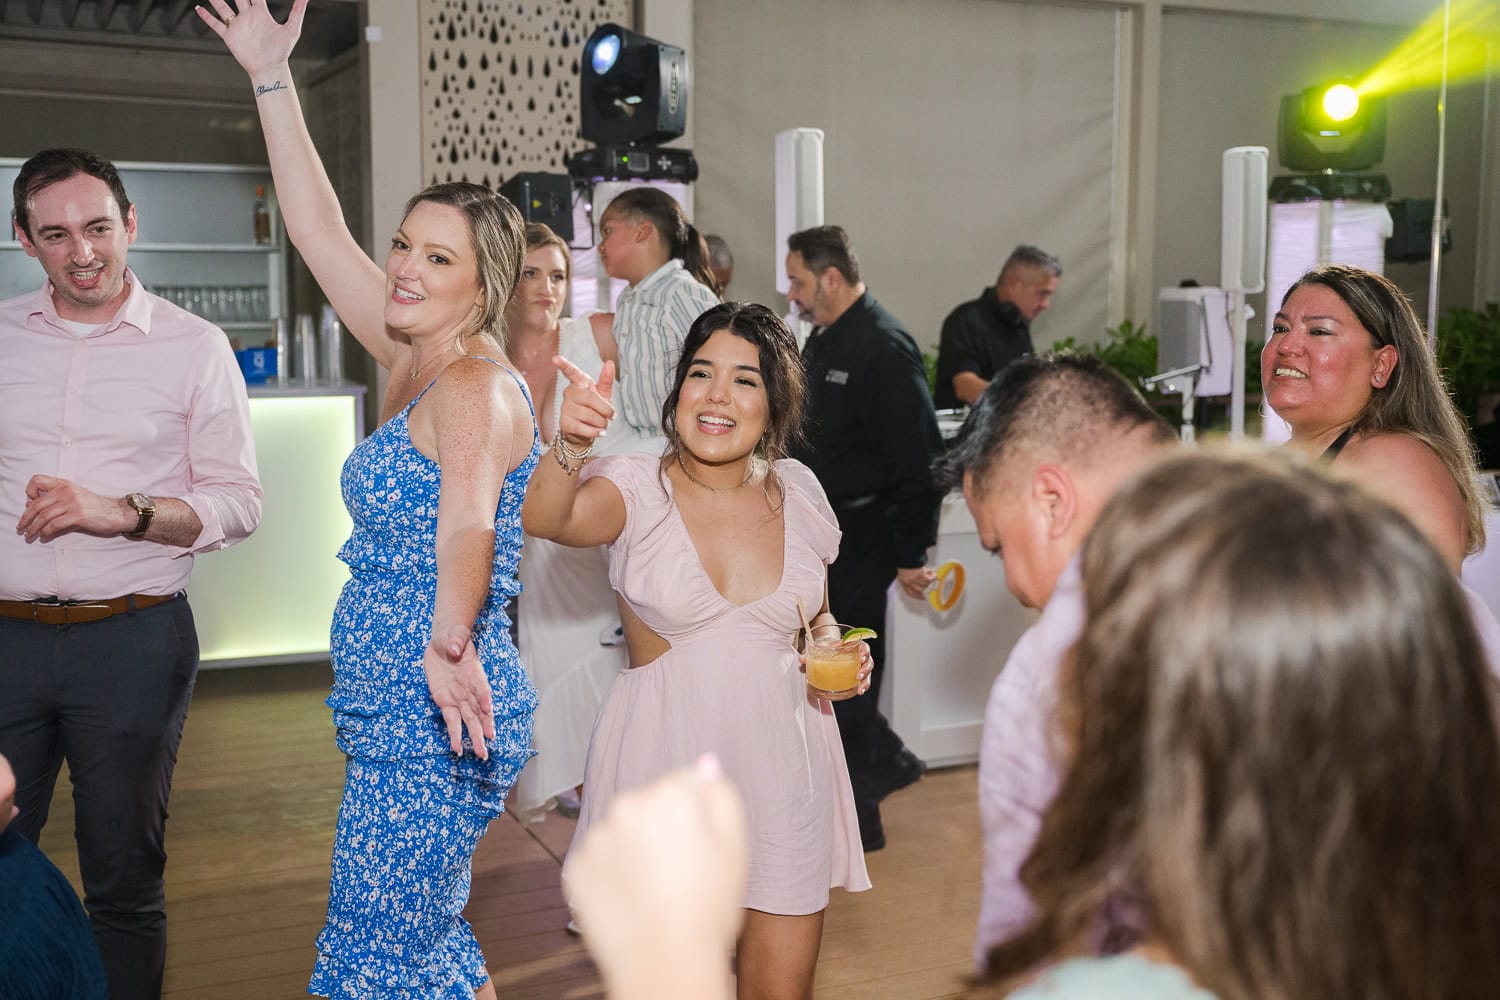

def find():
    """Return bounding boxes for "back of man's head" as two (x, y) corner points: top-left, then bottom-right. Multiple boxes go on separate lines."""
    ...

(705, 233), (733, 270)
(937, 352), (1173, 499)
(12, 148), (131, 240)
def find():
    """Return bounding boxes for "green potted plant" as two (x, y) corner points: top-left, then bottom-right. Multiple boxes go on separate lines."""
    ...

(1436, 303), (1500, 429)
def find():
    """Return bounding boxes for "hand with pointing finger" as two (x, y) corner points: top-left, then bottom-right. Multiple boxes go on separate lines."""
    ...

(555, 357), (616, 449)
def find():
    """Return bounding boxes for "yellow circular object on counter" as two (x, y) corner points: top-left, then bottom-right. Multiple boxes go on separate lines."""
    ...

(928, 560), (966, 612)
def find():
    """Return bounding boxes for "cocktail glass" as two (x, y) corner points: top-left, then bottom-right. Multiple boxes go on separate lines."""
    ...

(806, 623), (863, 701)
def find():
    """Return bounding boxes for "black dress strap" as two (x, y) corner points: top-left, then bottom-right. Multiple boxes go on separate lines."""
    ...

(1321, 426), (1356, 462)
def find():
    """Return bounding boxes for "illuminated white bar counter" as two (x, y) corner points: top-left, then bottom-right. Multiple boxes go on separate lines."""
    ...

(884, 499), (1500, 770)
(880, 494), (1037, 768)
(192, 383), (366, 667)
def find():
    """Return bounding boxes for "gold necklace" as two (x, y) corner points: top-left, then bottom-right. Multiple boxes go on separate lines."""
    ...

(677, 453), (753, 493)
(409, 341), (457, 380)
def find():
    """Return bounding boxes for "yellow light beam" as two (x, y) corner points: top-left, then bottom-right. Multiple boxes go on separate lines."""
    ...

(1356, 0), (1500, 98)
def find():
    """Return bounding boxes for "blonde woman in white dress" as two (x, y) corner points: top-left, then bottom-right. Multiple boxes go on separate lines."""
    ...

(506, 224), (626, 821)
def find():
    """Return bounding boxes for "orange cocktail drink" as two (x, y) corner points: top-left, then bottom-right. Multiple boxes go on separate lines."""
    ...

(806, 623), (866, 701)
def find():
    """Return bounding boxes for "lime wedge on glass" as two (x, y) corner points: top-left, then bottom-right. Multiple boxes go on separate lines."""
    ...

(841, 627), (878, 643)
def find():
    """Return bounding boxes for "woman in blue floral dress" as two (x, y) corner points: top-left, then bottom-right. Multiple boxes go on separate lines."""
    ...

(206, 3), (537, 997)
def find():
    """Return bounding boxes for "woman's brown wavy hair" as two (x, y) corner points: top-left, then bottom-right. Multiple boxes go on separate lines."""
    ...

(986, 446), (1500, 1000)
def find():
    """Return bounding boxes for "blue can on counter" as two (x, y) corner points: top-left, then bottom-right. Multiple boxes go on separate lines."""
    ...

(235, 347), (277, 384)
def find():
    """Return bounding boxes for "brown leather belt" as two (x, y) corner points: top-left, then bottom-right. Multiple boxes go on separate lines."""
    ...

(0, 592), (182, 626)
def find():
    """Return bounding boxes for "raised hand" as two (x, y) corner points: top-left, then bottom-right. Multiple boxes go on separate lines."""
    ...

(555, 357), (616, 448)
(196, 0), (309, 78)
(422, 623), (497, 760)
(563, 755), (747, 999)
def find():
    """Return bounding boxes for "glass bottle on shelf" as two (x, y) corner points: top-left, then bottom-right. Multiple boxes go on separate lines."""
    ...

(253, 185), (271, 245)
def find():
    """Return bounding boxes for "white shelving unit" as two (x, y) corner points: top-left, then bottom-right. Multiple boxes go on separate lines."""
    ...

(0, 159), (287, 335)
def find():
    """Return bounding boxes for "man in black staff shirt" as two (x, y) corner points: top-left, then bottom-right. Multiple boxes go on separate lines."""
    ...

(786, 225), (943, 852)
(934, 245), (1062, 409)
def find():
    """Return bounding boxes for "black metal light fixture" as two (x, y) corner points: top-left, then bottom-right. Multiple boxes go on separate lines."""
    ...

(580, 22), (688, 146)
(1277, 80), (1387, 172)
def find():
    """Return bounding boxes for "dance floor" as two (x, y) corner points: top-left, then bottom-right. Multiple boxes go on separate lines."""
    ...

(38, 660), (982, 998)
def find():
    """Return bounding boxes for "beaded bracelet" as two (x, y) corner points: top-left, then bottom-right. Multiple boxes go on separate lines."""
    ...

(552, 430), (594, 475)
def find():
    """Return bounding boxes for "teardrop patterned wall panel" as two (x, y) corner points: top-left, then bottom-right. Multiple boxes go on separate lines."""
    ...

(420, 0), (634, 189)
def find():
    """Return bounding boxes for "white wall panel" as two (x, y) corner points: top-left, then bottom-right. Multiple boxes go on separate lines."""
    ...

(693, 0), (1122, 351)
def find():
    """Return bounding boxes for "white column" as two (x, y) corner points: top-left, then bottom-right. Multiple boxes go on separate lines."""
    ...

(1126, 0), (1163, 324)
(359, 0), (422, 406)
(361, 0), (423, 258)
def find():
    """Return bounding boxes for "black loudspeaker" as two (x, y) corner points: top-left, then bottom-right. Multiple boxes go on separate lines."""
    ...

(499, 173), (574, 242)
(1386, 198), (1451, 263)
(580, 22), (688, 145)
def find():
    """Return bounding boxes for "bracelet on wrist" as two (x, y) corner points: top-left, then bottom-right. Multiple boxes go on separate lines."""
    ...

(551, 430), (593, 475)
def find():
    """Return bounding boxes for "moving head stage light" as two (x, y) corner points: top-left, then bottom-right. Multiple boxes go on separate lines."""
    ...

(581, 22), (688, 146)
(1278, 80), (1387, 172)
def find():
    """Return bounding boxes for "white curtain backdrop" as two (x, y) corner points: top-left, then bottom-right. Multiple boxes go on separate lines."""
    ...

(692, 0), (1123, 353)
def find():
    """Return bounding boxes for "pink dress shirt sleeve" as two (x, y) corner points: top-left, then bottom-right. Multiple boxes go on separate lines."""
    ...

(175, 330), (262, 554)
(974, 556), (1084, 971)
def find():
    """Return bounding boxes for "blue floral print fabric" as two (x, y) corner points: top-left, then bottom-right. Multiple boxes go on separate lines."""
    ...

(311, 361), (539, 997)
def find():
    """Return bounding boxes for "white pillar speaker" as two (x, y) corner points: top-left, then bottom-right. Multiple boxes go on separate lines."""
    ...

(774, 127), (825, 296)
(1221, 145), (1268, 438)
(1221, 146), (1268, 293)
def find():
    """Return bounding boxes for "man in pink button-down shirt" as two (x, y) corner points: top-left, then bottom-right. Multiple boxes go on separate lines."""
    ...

(933, 354), (1174, 972)
(0, 148), (262, 999)
(941, 353), (1500, 977)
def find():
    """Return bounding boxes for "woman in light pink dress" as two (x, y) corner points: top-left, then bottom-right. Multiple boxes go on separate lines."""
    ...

(522, 302), (871, 999)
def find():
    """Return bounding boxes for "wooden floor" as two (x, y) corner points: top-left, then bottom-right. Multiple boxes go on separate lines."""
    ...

(38, 661), (982, 999)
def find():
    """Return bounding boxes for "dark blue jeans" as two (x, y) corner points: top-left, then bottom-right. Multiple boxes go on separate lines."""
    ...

(0, 596), (198, 1000)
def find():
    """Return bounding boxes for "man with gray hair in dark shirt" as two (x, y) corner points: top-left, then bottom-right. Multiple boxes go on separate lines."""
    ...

(935, 245), (1062, 410)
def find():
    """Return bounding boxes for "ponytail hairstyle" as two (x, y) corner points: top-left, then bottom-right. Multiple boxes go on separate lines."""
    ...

(605, 186), (720, 296)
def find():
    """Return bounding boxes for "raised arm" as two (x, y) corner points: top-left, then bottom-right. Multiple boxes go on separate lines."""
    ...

(521, 357), (627, 547)
(199, 0), (398, 369)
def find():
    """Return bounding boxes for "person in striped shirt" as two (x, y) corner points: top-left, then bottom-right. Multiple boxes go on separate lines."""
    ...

(595, 187), (721, 456)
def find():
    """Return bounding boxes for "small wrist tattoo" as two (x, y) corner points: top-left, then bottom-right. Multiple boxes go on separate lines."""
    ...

(255, 80), (288, 97)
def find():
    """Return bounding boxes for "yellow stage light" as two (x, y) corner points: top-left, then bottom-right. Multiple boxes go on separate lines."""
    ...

(1322, 84), (1360, 122)
(1279, 80), (1385, 171)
